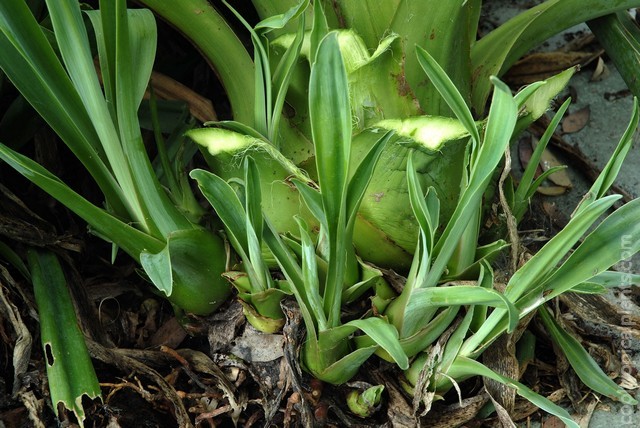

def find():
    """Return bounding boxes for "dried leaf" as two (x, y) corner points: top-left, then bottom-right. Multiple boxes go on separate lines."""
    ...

(146, 71), (218, 122)
(537, 146), (573, 188)
(148, 317), (187, 348)
(505, 51), (601, 86)
(590, 57), (610, 82)
(230, 326), (285, 362)
(562, 106), (591, 134)
(537, 185), (569, 196)
(542, 415), (568, 428)
(518, 136), (539, 174)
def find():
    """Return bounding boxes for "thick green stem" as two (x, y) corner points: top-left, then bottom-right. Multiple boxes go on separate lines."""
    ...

(588, 12), (640, 100)
(138, 0), (255, 125)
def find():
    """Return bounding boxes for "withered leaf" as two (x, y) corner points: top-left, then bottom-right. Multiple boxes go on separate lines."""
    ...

(590, 56), (610, 82)
(504, 51), (601, 86)
(537, 145), (573, 188)
(562, 105), (590, 134)
(536, 185), (568, 196)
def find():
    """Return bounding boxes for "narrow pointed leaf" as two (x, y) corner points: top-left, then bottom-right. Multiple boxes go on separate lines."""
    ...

(347, 318), (409, 369)
(309, 32), (350, 325)
(451, 357), (580, 428)
(406, 286), (518, 333)
(416, 46), (480, 144)
(428, 79), (517, 288)
(0, 144), (163, 257)
(296, 217), (327, 331)
(190, 169), (249, 254)
(544, 198), (640, 299)
(575, 98), (639, 215)
(538, 307), (637, 404)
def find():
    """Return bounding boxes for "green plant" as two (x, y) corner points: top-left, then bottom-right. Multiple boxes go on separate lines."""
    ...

(140, 0), (640, 271)
(179, 1), (640, 422)
(194, 33), (408, 383)
(390, 49), (640, 424)
(190, 12), (640, 426)
(3, 0), (640, 425)
(0, 0), (230, 315)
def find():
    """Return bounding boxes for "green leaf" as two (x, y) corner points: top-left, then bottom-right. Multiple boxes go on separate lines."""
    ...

(346, 317), (409, 370)
(222, 0), (271, 136)
(506, 195), (620, 301)
(589, 271), (640, 288)
(244, 157), (264, 247)
(45, 0), (150, 228)
(140, 243), (173, 296)
(391, 0), (476, 117)
(28, 249), (101, 426)
(331, 0), (399, 50)
(544, 198), (640, 299)
(517, 68), (576, 129)
(345, 130), (394, 238)
(309, 32), (351, 326)
(296, 217), (327, 331)
(150, 229), (230, 315)
(347, 385), (384, 418)
(309, 0), (328, 63)
(293, 179), (327, 232)
(190, 168), (249, 257)
(589, 12), (640, 100)
(415, 45), (480, 144)
(255, 0), (309, 32)
(263, 218), (318, 340)
(0, 1), (125, 216)
(462, 195), (621, 356)
(570, 282), (607, 294)
(428, 78), (517, 289)
(138, 0), (255, 123)
(513, 98), (571, 219)
(538, 307), (637, 404)
(304, 317), (408, 384)
(304, 338), (377, 384)
(0, 241), (30, 281)
(0, 144), (163, 258)
(270, 12), (305, 141)
(407, 152), (439, 257)
(450, 357), (580, 428)
(406, 285), (518, 334)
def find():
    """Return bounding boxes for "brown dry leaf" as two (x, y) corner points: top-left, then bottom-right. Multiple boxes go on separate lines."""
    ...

(518, 136), (539, 174)
(537, 185), (567, 196)
(505, 51), (601, 86)
(520, 137), (572, 195)
(572, 397), (599, 428)
(542, 415), (568, 428)
(147, 71), (217, 122)
(94, 59), (217, 122)
(562, 106), (590, 134)
(148, 317), (187, 348)
(537, 147), (573, 188)
(590, 57), (610, 82)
